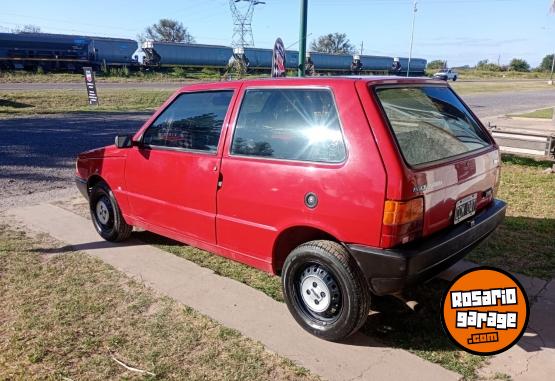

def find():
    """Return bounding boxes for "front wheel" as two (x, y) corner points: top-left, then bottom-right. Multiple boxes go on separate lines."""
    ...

(282, 240), (370, 341)
(89, 181), (132, 242)
(452, 76), (458, 81)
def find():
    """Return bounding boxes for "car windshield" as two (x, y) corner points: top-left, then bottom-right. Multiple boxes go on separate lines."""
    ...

(375, 86), (491, 166)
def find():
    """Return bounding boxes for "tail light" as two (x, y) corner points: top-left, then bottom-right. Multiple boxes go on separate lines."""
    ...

(381, 197), (424, 248)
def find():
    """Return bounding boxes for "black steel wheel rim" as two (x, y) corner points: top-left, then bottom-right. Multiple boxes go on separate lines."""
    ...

(294, 262), (343, 324)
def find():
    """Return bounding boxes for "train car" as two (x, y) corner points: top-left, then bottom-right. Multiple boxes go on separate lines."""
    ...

(395, 57), (427, 76)
(89, 37), (138, 66)
(142, 41), (233, 67)
(0, 32), (137, 71)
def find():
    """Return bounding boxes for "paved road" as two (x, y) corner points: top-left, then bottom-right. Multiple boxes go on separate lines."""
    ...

(0, 112), (150, 210)
(461, 90), (555, 118)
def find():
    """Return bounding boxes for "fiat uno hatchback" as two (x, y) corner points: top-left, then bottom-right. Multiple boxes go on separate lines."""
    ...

(75, 77), (506, 341)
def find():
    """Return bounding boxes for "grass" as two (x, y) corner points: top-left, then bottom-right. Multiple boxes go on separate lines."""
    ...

(0, 225), (317, 380)
(0, 89), (173, 115)
(0, 70), (208, 83)
(468, 155), (555, 279)
(509, 107), (554, 119)
(450, 80), (555, 95)
(0, 69), (265, 84)
(428, 68), (552, 81)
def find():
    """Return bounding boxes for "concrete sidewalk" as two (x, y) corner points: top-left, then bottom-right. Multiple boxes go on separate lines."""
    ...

(7, 203), (459, 381)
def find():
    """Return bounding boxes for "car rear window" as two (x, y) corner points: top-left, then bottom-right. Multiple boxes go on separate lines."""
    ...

(231, 88), (346, 163)
(375, 86), (491, 166)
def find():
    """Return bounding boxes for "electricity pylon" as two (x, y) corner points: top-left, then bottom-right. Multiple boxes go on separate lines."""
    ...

(229, 0), (265, 48)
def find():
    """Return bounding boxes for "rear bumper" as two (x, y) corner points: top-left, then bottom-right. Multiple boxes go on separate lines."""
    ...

(347, 199), (507, 295)
(75, 176), (88, 200)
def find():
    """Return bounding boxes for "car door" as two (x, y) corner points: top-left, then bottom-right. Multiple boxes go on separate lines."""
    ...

(124, 87), (238, 245)
(216, 85), (381, 270)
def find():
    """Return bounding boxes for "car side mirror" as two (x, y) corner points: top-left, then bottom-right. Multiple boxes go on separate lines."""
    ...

(115, 134), (134, 149)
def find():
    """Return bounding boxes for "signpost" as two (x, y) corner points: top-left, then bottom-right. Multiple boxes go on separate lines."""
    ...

(83, 67), (99, 106)
(271, 38), (287, 78)
(298, 0), (308, 77)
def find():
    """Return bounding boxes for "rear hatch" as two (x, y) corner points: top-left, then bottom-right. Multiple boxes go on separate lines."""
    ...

(363, 82), (500, 246)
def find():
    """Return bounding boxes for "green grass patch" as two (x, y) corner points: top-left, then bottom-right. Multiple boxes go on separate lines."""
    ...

(468, 155), (555, 279)
(0, 225), (317, 380)
(450, 80), (555, 95)
(0, 89), (173, 115)
(509, 108), (553, 119)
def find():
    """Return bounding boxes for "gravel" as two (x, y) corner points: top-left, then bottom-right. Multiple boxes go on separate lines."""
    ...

(0, 112), (150, 211)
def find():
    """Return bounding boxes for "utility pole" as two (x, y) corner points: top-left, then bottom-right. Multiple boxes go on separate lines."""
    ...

(550, 49), (555, 84)
(229, 0), (265, 48)
(298, 0), (308, 77)
(407, 1), (417, 77)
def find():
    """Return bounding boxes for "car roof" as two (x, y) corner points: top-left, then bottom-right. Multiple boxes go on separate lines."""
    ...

(177, 76), (444, 92)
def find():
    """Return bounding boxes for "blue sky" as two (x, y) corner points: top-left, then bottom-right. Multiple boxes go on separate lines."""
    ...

(1, 0), (554, 67)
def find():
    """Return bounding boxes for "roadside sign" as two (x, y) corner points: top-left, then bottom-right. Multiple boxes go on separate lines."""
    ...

(271, 38), (286, 78)
(83, 67), (99, 105)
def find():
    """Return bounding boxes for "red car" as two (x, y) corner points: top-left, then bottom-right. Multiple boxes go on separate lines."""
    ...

(75, 77), (506, 341)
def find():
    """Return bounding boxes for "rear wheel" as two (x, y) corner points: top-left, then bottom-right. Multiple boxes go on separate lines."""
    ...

(453, 76), (458, 81)
(89, 181), (132, 242)
(282, 240), (370, 341)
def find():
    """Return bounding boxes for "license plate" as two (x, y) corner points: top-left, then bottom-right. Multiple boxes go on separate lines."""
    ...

(454, 193), (478, 224)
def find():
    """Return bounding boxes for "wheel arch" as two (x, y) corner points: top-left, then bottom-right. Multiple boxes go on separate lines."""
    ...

(272, 225), (340, 275)
(87, 174), (107, 195)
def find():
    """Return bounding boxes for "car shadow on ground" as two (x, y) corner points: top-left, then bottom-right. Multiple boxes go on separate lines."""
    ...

(0, 99), (33, 109)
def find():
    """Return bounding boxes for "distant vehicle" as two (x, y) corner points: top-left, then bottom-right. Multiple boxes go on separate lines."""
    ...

(433, 68), (458, 81)
(75, 76), (506, 341)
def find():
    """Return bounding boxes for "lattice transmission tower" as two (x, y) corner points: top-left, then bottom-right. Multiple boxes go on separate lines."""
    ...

(229, 0), (265, 48)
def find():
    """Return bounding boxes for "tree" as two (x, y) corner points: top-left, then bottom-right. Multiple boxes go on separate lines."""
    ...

(476, 59), (502, 72)
(141, 19), (195, 43)
(310, 33), (355, 55)
(509, 58), (530, 72)
(427, 60), (446, 70)
(539, 54), (555, 71)
(12, 24), (41, 33)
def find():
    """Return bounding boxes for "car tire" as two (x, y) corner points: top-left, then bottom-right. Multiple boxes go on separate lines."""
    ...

(89, 181), (132, 242)
(282, 240), (370, 341)
(453, 76), (458, 81)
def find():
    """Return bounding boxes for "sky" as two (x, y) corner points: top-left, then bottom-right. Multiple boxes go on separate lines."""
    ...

(1, 0), (554, 67)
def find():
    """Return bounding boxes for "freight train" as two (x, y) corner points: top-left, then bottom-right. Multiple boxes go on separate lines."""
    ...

(0, 32), (427, 76)
(0, 32), (138, 71)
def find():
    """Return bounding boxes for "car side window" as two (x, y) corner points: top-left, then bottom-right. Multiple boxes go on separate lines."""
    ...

(231, 88), (346, 163)
(142, 91), (233, 153)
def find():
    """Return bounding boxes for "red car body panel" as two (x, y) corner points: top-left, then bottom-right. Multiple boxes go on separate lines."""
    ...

(76, 76), (504, 284)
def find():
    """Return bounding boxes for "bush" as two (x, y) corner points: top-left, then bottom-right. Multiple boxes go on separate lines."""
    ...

(539, 54), (555, 72)
(427, 60), (446, 70)
(172, 67), (188, 77)
(476, 59), (502, 72)
(508, 58), (530, 72)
